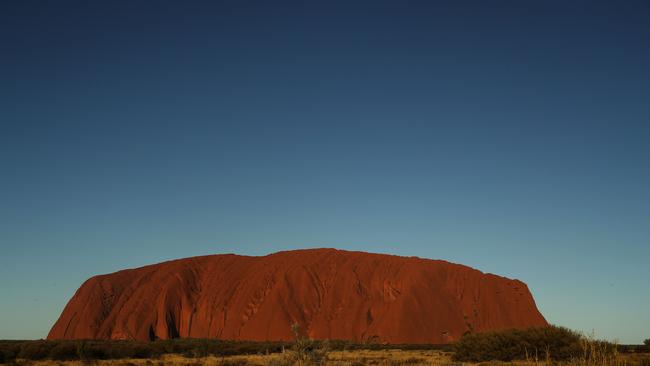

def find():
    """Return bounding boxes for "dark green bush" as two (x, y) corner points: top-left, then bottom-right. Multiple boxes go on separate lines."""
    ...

(452, 325), (584, 362)
(49, 342), (80, 360)
(0, 349), (8, 363)
(16, 340), (57, 360)
(0, 342), (20, 363)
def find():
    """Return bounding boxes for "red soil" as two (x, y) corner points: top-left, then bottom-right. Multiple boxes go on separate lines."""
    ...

(48, 248), (547, 343)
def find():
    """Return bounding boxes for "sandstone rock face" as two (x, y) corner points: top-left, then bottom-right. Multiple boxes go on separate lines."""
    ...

(48, 248), (547, 343)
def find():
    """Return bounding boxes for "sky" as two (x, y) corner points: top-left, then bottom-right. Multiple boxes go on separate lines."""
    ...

(1, 0), (649, 344)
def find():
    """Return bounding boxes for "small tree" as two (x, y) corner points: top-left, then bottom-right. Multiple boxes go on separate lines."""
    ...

(644, 339), (650, 352)
(289, 323), (328, 366)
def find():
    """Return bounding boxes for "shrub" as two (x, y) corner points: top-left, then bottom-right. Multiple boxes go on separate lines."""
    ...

(49, 342), (80, 360)
(0, 349), (7, 364)
(130, 343), (155, 358)
(644, 339), (650, 352)
(453, 325), (584, 362)
(17, 340), (57, 360)
(286, 323), (329, 366)
(0, 342), (20, 363)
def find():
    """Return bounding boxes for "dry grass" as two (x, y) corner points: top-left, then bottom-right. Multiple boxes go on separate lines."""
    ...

(7, 349), (649, 366)
(2, 350), (447, 366)
(327, 349), (452, 366)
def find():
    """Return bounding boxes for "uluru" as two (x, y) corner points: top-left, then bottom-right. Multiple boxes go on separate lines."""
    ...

(48, 248), (547, 343)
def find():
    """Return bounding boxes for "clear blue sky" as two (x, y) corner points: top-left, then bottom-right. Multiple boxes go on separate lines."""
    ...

(1, 0), (649, 344)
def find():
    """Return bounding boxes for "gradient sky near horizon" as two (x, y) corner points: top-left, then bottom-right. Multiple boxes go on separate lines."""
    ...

(1, 0), (649, 343)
